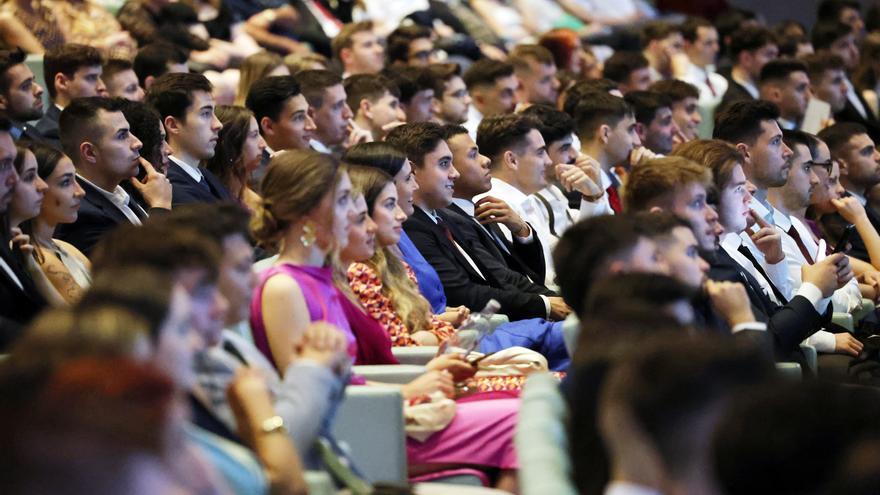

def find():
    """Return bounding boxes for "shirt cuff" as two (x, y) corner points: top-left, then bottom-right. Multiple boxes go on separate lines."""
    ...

(803, 330), (836, 353)
(797, 282), (831, 314)
(539, 295), (551, 319)
(732, 322), (767, 333)
(513, 223), (535, 244)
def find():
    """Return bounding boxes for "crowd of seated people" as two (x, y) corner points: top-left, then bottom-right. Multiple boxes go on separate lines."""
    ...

(7, 0), (880, 494)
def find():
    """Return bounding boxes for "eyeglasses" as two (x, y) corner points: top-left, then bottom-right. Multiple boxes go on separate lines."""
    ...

(806, 159), (833, 173)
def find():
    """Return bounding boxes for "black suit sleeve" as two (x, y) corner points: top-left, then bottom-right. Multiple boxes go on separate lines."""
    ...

(507, 223), (548, 283)
(761, 295), (828, 360)
(404, 221), (549, 320)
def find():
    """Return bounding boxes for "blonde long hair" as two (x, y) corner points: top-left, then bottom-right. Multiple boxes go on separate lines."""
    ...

(346, 165), (433, 333)
(235, 51), (287, 106)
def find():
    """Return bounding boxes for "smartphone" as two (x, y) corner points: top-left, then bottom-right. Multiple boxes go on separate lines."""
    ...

(833, 224), (856, 254)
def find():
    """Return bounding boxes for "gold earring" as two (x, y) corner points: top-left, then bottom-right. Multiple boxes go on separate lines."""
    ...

(300, 221), (317, 247)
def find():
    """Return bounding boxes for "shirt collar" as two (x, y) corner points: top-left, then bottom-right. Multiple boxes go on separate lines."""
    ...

(772, 206), (793, 230)
(847, 189), (867, 206)
(310, 138), (332, 154)
(732, 72), (759, 99)
(450, 197), (475, 216)
(77, 174), (131, 208)
(169, 155), (203, 182)
(721, 231), (743, 250)
(749, 196), (775, 225)
(489, 177), (529, 205)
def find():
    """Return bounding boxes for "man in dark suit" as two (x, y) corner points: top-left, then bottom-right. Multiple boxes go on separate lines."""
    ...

(0, 116), (46, 349)
(388, 122), (571, 321)
(146, 72), (231, 206)
(717, 26), (777, 115)
(35, 44), (106, 150)
(55, 98), (172, 255)
(0, 48), (46, 143)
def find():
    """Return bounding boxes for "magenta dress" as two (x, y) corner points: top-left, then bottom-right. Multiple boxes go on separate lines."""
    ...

(250, 262), (519, 473)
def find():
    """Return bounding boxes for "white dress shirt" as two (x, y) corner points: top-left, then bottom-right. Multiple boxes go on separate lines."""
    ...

(578, 167), (615, 219)
(169, 155), (203, 182)
(475, 178), (557, 289)
(77, 174), (144, 226)
(679, 61), (728, 138)
(603, 481), (663, 495)
(425, 208), (487, 281)
(731, 72), (759, 99)
(845, 77), (870, 119)
(309, 139), (332, 154)
(463, 106), (483, 141)
(534, 184), (578, 238)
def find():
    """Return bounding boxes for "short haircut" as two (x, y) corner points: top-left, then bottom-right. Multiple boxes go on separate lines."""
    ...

(90, 221), (221, 282)
(509, 44), (556, 71)
(102, 58), (134, 84)
(553, 213), (643, 316)
(344, 74), (399, 114)
(817, 0), (861, 21)
(440, 124), (468, 141)
(385, 122), (447, 168)
(332, 21), (374, 60)
(245, 75), (302, 124)
(672, 139), (745, 193)
(159, 202), (251, 244)
(0, 47), (26, 95)
(570, 92), (632, 140)
(624, 91), (672, 125)
(782, 129), (819, 158)
(648, 79), (700, 103)
(425, 63), (462, 96)
(713, 100), (780, 145)
(520, 104), (575, 145)
(563, 78), (619, 116)
(759, 58), (808, 85)
(119, 100), (164, 170)
(802, 52), (847, 82)
(133, 42), (187, 88)
(145, 72), (213, 122)
(43, 44), (102, 101)
(59, 97), (127, 162)
(641, 21), (681, 45)
(342, 141), (409, 177)
(728, 26), (777, 59)
(381, 66), (432, 104)
(635, 211), (694, 240)
(818, 122), (868, 158)
(624, 156), (712, 212)
(462, 59), (514, 90)
(681, 16), (714, 43)
(602, 51), (649, 84)
(476, 113), (541, 163)
(294, 69), (342, 109)
(386, 24), (432, 64)
(811, 20), (853, 50)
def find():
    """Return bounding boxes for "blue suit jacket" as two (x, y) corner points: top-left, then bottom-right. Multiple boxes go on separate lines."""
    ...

(167, 161), (233, 206)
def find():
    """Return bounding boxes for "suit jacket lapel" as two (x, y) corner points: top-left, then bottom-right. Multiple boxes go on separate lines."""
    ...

(413, 207), (487, 282)
(78, 177), (130, 224)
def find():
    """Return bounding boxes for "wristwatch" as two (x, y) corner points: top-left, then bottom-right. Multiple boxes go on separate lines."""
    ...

(261, 415), (288, 435)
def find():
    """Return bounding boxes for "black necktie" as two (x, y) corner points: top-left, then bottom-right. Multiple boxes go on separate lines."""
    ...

(736, 245), (788, 303)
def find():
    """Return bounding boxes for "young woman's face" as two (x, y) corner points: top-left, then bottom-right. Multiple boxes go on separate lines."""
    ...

(241, 116), (266, 173)
(393, 159), (418, 216)
(154, 283), (198, 391)
(40, 155), (85, 225)
(340, 194), (377, 263)
(10, 150), (47, 224)
(372, 182), (407, 247)
(314, 171), (354, 251)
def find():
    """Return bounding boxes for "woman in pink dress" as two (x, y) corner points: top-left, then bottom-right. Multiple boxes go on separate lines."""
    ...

(249, 151), (519, 490)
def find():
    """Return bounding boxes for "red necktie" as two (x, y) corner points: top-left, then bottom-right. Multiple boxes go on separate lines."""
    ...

(787, 226), (815, 263)
(705, 74), (716, 97)
(606, 185), (622, 214)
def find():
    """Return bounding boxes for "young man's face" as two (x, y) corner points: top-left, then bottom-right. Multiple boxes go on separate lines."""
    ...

(345, 30), (385, 74)
(510, 129), (552, 195)
(407, 37), (435, 67)
(0, 63), (43, 121)
(364, 90), (405, 136)
(621, 67), (653, 94)
(473, 75), (518, 116)
(779, 143), (819, 209)
(434, 75), (470, 125)
(718, 162), (752, 234)
(839, 133), (880, 189)
(60, 64), (105, 101)
(741, 43), (779, 79)
(656, 225), (709, 289)
(671, 96), (701, 141)
(447, 132), (492, 199)
(312, 84), (353, 146)
(640, 106), (676, 155)
(94, 110), (143, 182)
(264, 94), (316, 151)
(0, 131), (18, 212)
(605, 114), (641, 164)
(686, 26), (720, 67)
(219, 233), (257, 325)
(668, 181), (720, 250)
(175, 267), (228, 349)
(613, 236), (669, 275)
(517, 59), (560, 105)
(810, 158), (845, 215)
(830, 33), (859, 70)
(812, 68), (848, 113)
(104, 69), (145, 102)
(404, 88), (434, 123)
(412, 139), (458, 209)
(171, 90), (222, 160)
(768, 71), (812, 122)
(744, 119), (793, 189)
(546, 133), (577, 169)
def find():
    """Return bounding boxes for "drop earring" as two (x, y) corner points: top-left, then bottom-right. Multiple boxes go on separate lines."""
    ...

(300, 221), (317, 247)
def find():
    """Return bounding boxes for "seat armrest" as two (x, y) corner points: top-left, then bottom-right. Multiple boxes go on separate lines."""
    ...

(853, 299), (876, 327)
(304, 470), (335, 495)
(775, 362), (803, 381)
(392, 346), (438, 365)
(832, 312), (854, 332)
(799, 344), (818, 375)
(353, 364), (426, 384)
(333, 386), (407, 483)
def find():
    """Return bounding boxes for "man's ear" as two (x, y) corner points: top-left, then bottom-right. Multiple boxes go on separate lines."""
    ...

(259, 116), (274, 137)
(359, 98), (372, 121)
(144, 75), (155, 90)
(80, 141), (98, 164)
(0, 93), (7, 111)
(634, 122), (647, 143)
(163, 115), (181, 137)
(648, 205), (664, 214)
(837, 156), (850, 176)
(735, 143), (751, 163)
(340, 47), (352, 68)
(598, 124), (611, 145)
(502, 149), (518, 171)
(54, 72), (68, 97)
